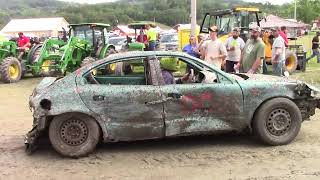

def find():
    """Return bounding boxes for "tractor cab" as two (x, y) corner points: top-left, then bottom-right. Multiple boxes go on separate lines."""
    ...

(126, 21), (157, 51)
(69, 23), (111, 57)
(200, 7), (262, 42)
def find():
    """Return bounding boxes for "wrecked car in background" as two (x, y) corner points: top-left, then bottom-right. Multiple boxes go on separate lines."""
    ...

(25, 51), (320, 157)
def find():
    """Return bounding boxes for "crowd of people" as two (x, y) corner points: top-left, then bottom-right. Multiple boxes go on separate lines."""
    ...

(180, 25), (316, 77)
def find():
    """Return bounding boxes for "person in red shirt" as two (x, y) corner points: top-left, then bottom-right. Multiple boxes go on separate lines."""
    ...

(279, 26), (289, 47)
(17, 32), (31, 60)
(136, 29), (148, 45)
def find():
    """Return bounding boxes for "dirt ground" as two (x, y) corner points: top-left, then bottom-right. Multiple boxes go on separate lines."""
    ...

(0, 78), (320, 180)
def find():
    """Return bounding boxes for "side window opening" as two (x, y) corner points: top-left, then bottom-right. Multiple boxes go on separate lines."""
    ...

(158, 56), (219, 85)
(84, 58), (147, 85)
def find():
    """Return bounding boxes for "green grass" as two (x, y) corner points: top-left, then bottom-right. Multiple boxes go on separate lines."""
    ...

(287, 35), (320, 85)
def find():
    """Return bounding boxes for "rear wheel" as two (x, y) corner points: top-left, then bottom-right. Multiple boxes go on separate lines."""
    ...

(49, 113), (100, 157)
(29, 44), (42, 64)
(0, 57), (22, 83)
(253, 98), (301, 145)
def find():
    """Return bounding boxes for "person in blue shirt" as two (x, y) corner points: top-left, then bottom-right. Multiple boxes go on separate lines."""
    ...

(182, 35), (200, 58)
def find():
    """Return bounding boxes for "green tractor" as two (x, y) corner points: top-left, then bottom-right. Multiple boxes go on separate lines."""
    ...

(0, 38), (41, 83)
(31, 23), (116, 77)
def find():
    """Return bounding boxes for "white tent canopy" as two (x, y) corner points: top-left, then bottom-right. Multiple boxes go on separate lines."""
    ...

(1, 17), (69, 37)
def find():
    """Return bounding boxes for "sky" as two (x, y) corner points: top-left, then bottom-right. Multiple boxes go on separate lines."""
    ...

(59, 0), (294, 5)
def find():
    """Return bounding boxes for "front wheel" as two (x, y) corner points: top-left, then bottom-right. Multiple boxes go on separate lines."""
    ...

(0, 57), (22, 83)
(253, 98), (302, 145)
(49, 113), (101, 157)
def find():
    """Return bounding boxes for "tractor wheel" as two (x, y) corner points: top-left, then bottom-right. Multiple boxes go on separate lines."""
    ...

(49, 113), (101, 157)
(105, 47), (116, 57)
(29, 44), (42, 64)
(40, 60), (55, 77)
(0, 57), (22, 83)
(285, 50), (298, 73)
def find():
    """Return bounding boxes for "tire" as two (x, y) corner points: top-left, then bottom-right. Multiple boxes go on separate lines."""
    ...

(49, 113), (100, 157)
(284, 50), (297, 73)
(29, 44), (42, 64)
(0, 57), (22, 83)
(105, 47), (116, 57)
(253, 98), (302, 145)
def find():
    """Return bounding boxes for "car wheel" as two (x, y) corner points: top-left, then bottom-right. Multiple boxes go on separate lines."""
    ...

(49, 113), (100, 157)
(253, 98), (301, 145)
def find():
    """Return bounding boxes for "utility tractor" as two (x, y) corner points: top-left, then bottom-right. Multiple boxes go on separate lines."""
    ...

(0, 37), (41, 83)
(200, 7), (302, 73)
(32, 23), (116, 77)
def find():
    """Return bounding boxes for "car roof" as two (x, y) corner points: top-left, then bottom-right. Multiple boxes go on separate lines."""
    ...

(105, 51), (191, 61)
(69, 23), (111, 28)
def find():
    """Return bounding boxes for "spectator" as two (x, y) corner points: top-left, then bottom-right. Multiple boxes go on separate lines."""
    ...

(17, 32), (31, 61)
(306, 31), (320, 63)
(225, 27), (245, 73)
(136, 28), (148, 45)
(202, 25), (227, 69)
(271, 27), (286, 76)
(182, 35), (200, 58)
(236, 26), (265, 74)
(145, 24), (157, 51)
(279, 26), (289, 47)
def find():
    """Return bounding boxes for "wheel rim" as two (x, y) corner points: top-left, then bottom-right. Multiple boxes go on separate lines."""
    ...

(60, 119), (88, 146)
(9, 64), (19, 79)
(41, 60), (52, 72)
(285, 56), (295, 70)
(267, 108), (292, 136)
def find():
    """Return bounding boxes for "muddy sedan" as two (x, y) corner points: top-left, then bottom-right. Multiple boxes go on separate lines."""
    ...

(25, 51), (320, 157)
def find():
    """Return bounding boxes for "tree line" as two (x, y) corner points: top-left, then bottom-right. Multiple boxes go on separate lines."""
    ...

(0, 0), (319, 29)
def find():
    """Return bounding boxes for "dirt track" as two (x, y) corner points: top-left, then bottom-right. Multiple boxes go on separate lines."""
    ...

(0, 78), (320, 180)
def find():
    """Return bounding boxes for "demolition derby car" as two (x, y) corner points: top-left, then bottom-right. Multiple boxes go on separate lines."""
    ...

(26, 51), (320, 157)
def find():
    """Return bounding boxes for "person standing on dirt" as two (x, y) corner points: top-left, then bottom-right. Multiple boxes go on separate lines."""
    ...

(17, 32), (31, 61)
(145, 24), (157, 51)
(279, 26), (289, 47)
(271, 27), (286, 76)
(236, 26), (265, 74)
(202, 25), (227, 69)
(225, 27), (245, 73)
(306, 31), (320, 63)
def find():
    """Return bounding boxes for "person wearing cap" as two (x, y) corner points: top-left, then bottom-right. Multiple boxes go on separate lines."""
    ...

(182, 35), (200, 58)
(17, 32), (31, 61)
(202, 25), (227, 69)
(225, 27), (245, 73)
(271, 27), (286, 76)
(306, 31), (320, 63)
(236, 26), (265, 74)
(145, 24), (157, 51)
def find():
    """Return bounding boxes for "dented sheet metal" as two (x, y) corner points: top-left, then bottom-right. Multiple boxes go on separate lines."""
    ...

(25, 51), (320, 154)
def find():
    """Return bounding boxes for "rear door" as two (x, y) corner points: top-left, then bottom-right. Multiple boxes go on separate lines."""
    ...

(77, 57), (165, 141)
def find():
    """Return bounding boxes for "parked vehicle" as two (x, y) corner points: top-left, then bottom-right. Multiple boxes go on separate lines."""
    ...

(159, 33), (179, 51)
(108, 36), (127, 52)
(25, 51), (320, 157)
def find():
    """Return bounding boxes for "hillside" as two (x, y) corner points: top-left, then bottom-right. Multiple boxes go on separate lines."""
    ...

(0, 0), (318, 29)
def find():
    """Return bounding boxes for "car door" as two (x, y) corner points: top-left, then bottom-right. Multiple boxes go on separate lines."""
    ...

(77, 57), (165, 141)
(158, 58), (244, 137)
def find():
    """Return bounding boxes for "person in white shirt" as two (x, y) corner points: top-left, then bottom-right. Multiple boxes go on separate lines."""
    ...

(271, 27), (286, 76)
(202, 25), (227, 69)
(225, 27), (245, 72)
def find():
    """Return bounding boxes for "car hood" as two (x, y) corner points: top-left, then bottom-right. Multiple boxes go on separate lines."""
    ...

(232, 73), (320, 98)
